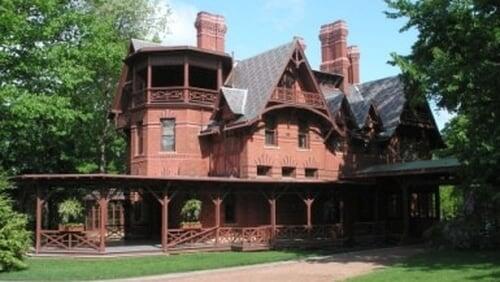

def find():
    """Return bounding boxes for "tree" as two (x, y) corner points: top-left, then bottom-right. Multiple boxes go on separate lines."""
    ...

(0, 0), (169, 174)
(385, 0), (500, 220)
(0, 174), (31, 271)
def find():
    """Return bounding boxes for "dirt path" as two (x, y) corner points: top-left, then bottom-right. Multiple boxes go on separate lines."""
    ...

(110, 246), (424, 282)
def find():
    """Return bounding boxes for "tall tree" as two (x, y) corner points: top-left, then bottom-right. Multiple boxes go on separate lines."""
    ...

(385, 0), (500, 217)
(0, 0), (169, 174)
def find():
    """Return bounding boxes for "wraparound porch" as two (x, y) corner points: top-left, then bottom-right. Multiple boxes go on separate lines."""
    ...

(13, 173), (443, 255)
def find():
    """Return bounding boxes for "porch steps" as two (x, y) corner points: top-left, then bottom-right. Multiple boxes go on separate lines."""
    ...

(230, 243), (270, 252)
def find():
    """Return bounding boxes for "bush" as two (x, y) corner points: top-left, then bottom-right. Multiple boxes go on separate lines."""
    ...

(180, 199), (202, 223)
(58, 198), (84, 225)
(427, 216), (497, 250)
(0, 194), (31, 271)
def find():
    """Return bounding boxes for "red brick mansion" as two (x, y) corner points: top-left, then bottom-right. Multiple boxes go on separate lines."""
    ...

(16, 11), (458, 254)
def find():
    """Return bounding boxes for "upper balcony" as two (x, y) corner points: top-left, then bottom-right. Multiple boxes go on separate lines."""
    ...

(270, 87), (325, 109)
(121, 48), (232, 110)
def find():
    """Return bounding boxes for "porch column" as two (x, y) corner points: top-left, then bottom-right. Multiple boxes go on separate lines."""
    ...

(146, 56), (152, 103)
(217, 61), (223, 89)
(161, 191), (170, 252)
(35, 186), (43, 254)
(269, 198), (277, 236)
(374, 189), (379, 222)
(435, 187), (441, 221)
(402, 183), (410, 239)
(98, 189), (109, 254)
(212, 195), (222, 245)
(183, 56), (189, 102)
(304, 198), (314, 228)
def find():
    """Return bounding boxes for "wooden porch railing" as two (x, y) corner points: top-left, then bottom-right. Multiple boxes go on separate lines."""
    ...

(275, 224), (343, 241)
(131, 86), (218, 108)
(270, 87), (325, 109)
(40, 230), (100, 251)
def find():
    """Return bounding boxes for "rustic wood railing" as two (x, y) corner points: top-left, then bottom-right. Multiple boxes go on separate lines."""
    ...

(40, 230), (100, 251)
(271, 87), (325, 109)
(130, 86), (218, 108)
(275, 224), (343, 241)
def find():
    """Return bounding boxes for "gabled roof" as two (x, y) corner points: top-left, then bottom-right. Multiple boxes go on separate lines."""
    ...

(224, 40), (298, 124)
(324, 89), (344, 114)
(325, 75), (407, 138)
(356, 76), (406, 137)
(220, 87), (247, 115)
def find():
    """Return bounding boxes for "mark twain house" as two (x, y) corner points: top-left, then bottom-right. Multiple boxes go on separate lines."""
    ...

(15, 11), (459, 254)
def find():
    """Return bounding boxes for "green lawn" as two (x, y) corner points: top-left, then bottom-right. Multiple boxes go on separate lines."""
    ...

(349, 250), (500, 282)
(0, 250), (320, 281)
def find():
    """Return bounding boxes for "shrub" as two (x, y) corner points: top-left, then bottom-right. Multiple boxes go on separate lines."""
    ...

(58, 198), (84, 225)
(0, 195), (31, 271)
(180, 199), (202, 223)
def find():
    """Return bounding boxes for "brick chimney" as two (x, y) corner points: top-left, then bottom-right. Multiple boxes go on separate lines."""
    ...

(194, 11), (227, 52)
(347, 45), (360, 84)
(319, 20), (360, 92)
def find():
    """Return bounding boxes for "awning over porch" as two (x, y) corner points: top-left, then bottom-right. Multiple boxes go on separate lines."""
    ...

(349, 158), (460, 179)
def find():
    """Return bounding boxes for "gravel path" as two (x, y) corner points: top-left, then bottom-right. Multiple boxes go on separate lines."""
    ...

(105, 246), (424, 282)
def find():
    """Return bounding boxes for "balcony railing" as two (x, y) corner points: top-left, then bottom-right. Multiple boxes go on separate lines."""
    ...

(270, 87), (325, 108)
(130, 86), (218, 108)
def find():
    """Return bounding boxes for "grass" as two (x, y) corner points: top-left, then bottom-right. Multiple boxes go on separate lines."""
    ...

(349, 249), (500, 282)
(0, 250), (321, 281)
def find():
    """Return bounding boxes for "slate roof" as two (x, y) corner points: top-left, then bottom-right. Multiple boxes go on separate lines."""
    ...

(324, 88), (344, 114)
(225, 40), (298, 124)
(356, 76), (406, 137)
(325, 75), (406, 138)
(220, 87), (247, 115)
(130, 38), (164, 52)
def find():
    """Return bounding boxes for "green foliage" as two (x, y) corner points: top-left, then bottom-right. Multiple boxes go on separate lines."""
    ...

(0, 176), (31, 272)
(180, 199), (202, 223)
(385, 0), (500, 236)
(58, 198), (84, 225)
(440, 186), (462, 219)
(0, 0), (170, 175)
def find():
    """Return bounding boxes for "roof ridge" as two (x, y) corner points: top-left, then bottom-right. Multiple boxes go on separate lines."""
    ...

(237, 39), (296, 63)
(359, 74), (400, 86)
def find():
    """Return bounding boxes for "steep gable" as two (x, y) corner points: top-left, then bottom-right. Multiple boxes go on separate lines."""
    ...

(224, 40), (297, 125)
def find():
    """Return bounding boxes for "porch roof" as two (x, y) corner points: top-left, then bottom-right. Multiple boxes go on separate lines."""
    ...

(12, 173), (355, 189)
(350, 158), (460, 178)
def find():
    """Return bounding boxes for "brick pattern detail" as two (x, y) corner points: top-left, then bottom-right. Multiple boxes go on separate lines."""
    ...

(195, 11), (227, 52)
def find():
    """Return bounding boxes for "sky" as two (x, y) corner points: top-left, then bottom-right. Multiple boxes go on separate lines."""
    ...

(160, 0), (453, 130)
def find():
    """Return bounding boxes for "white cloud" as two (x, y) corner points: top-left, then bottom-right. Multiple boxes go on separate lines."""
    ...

(158, 0), (198, 46)
(262, 0), (305, 31)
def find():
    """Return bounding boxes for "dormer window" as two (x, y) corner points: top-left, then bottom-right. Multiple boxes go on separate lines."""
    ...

(265, 116), (277, 146)
(298, 119), (309, 149)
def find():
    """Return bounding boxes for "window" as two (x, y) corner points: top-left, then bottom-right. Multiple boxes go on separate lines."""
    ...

(305, 168), (318, 178)
(298, 119), (309, 149)
(136, 121), (144, 155)
(282, 167), (296, 178)
(224, 194), (236, 224)
(161, 118), (175, 151)
(257, 165), (272, 177)
(264, 116), (277, 146)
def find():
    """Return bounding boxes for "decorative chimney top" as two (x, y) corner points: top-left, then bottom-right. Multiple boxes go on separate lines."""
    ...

(194, 11), (227, 52)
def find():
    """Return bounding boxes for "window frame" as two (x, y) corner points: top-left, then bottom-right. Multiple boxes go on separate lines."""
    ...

(160, 118), (176, 152)
(264, 116), (278, 146)
(281, 166), (296, 178)
(298, 119), (310, 149)
(304, 168), (318, 178)
(257, 165), (272, 177)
